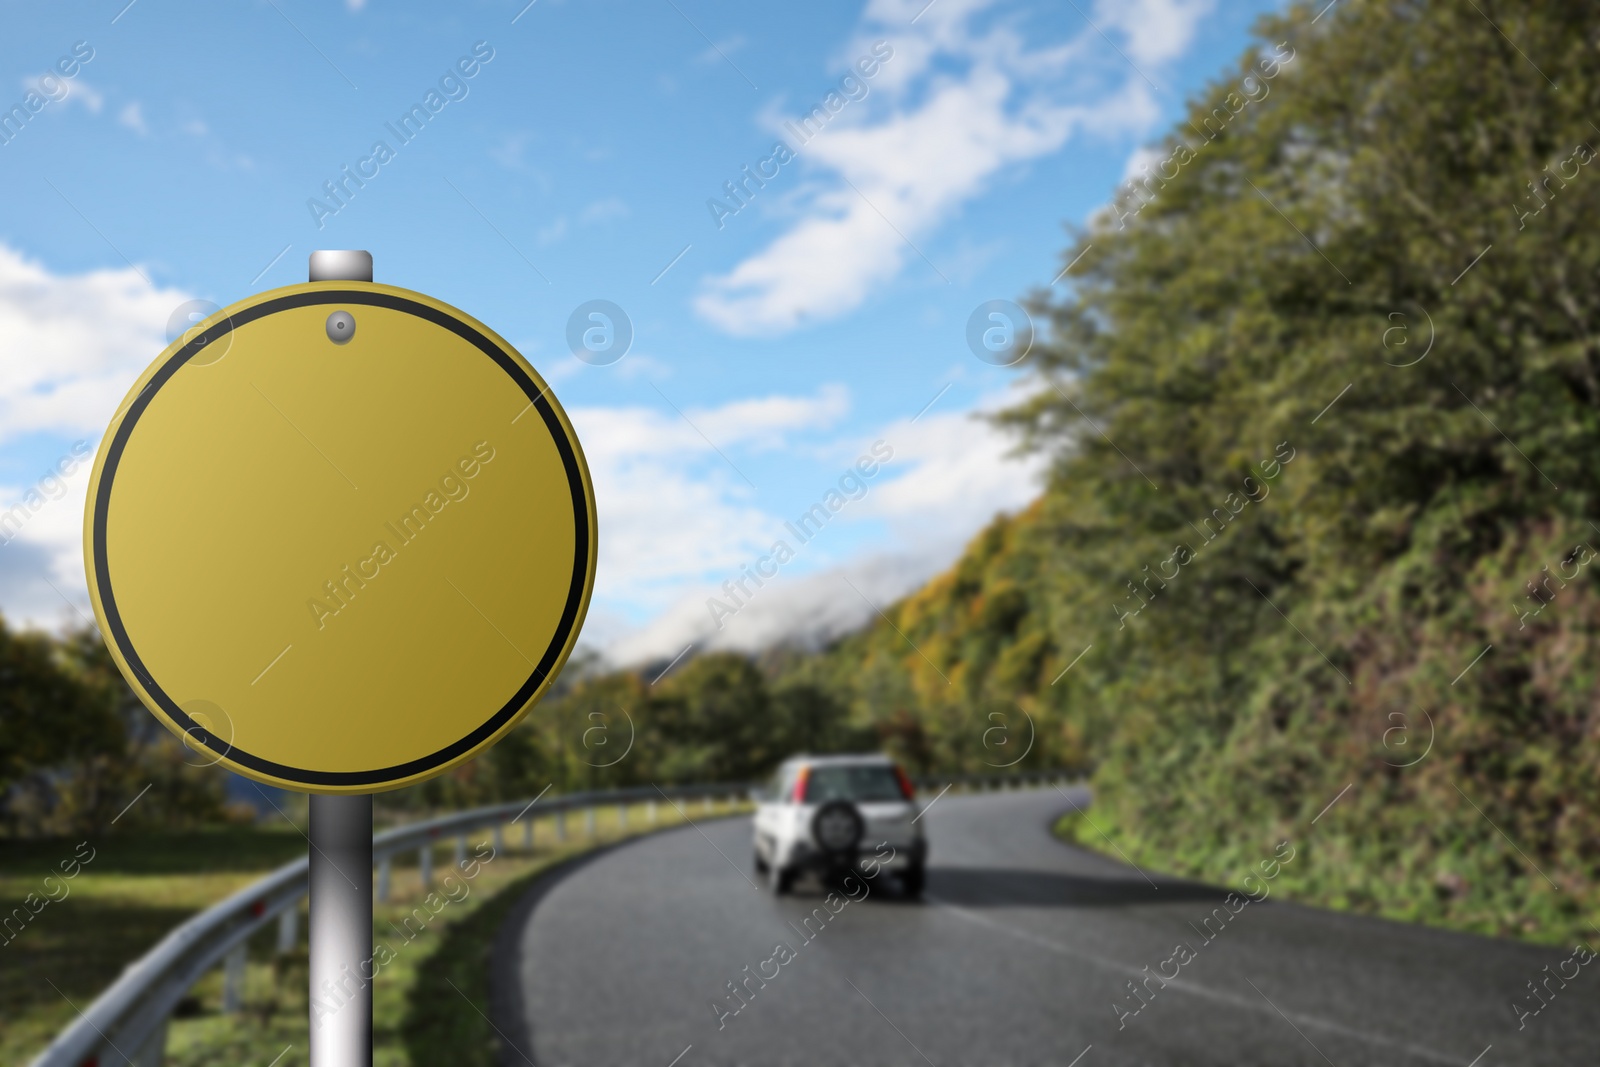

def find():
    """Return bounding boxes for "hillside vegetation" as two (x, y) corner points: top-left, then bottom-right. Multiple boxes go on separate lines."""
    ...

(785, 0), (1600, 944)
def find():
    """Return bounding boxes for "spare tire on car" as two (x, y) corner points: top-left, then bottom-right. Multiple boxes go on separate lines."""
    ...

(811, 799), (864, 857)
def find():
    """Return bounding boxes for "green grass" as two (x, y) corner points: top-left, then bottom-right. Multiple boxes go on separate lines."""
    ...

(1052, 807), (1596, 947)
(5, 799), (747, 1066)
(1, 827), (309, 1063)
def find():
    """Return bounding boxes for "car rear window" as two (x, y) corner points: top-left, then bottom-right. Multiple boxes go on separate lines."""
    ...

(803, 764), (904, 803)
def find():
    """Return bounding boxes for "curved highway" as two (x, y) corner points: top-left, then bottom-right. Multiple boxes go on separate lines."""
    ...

(491, 788), (1595, 1067)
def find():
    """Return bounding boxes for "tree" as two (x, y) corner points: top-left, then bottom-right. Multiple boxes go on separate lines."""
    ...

(769, 682), (871, 756)
(0, 619), (123, 834)
(655, 653), (772, 781)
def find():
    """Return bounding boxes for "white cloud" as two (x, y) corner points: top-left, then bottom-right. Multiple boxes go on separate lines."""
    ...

(597, 388), (1046, 666)
(857, 391), (1043, 534)
(0, 446), (99, 630)
(1094, 0), (1216, 67)
(692, 0), (1205, 336)
(604, 549), (940, 666)
(571, 384), (855, 617)
(579, 197), (629, 225)
(537, 216), (568, 245)
(1121, 143), (1165, 183)
(119, 101), (147, 135)
(693, 383), (849, 450)
(0, 245), (188, 631)
(58, 77), (102, 114)
(489, 131), (532, 171)
(578, 421), (773, 605)
(0, 244), (191, 445)
(18, 75), (103, 117)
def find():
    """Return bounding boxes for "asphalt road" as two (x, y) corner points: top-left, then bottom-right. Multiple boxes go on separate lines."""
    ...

(492, 788), (1598, 1067)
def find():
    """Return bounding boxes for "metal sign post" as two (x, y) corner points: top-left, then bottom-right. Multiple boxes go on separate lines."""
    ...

(83, 249), (597, 1067)
(310, 794), (373, 1066)
(304, 250), (377, 1067)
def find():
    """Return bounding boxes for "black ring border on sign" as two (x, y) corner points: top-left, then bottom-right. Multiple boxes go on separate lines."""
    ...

(92, 289), (592, 788)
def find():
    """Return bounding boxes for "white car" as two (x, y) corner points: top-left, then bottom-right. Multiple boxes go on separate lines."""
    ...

(752, 753), (927, 897)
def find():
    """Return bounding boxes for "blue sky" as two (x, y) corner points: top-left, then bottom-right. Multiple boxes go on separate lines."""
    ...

(0, 0), (1282, 663)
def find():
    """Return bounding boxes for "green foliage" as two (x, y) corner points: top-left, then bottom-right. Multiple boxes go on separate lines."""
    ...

(771, 505), (1092, 775)
(0, 619), (121, 808)
(0, 620), (241, 837)
(782, 0), (1600, 944)
(420, 652), (879, 803)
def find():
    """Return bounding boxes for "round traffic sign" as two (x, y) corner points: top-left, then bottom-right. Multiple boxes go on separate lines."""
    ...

(84, 282), (597, 793)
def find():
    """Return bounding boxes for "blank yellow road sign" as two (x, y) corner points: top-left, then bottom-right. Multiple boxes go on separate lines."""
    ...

(84, 282), (597, 793)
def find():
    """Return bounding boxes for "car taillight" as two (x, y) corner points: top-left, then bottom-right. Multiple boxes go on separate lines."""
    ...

(894, 765), (915, 800)
(792, 766), (811, 802)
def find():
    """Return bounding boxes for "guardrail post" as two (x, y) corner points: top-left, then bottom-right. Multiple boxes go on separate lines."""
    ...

(493, 823), (505, 854)
(523, 817), (534, 849)
(617, 802), (627, 830)
(647, 799), (657, 825)
(585, 807), (596, 840)
(454, 835), (468, 872)
(555, 808), (567, 841)
(703, 795), (713, 814)
(278, 903), (299, 954)
(376, 857), (391, 903)
(419, 843), (432, 889)
(223, 943), (248, 1014)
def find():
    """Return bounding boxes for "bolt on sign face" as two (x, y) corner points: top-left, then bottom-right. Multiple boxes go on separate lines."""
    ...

(84, 282), (597, 793)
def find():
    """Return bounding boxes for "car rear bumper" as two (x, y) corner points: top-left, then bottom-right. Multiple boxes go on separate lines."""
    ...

(788, 837), (926, 875)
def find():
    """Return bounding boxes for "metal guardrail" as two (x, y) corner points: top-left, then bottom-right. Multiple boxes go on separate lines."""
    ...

(28, 781), (749, 1067)
(29, 770), (1072, 1067)
(912, 768), (1074, 792)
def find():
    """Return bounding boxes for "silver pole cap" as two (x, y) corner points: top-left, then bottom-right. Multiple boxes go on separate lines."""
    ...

(308, 250), (373, 282)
